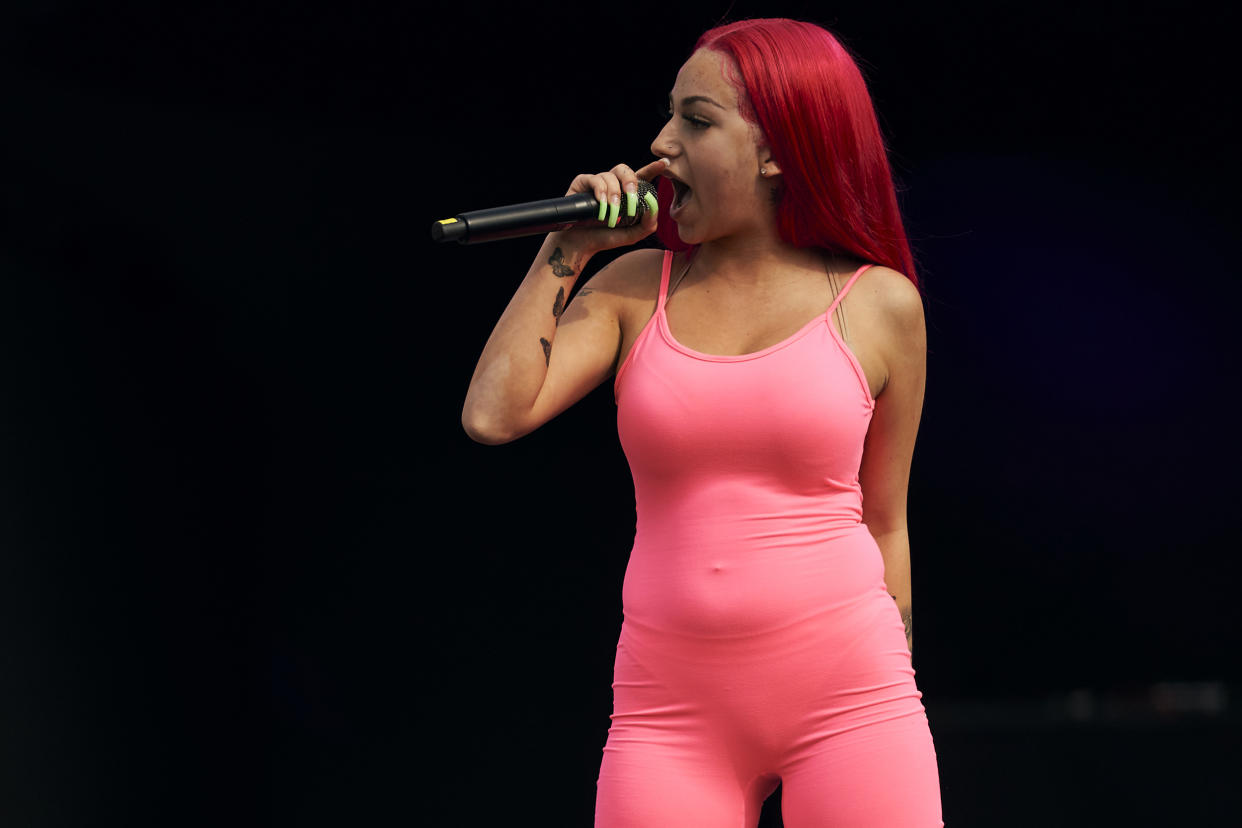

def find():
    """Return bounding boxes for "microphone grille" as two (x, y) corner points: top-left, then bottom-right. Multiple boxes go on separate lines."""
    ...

(614, 179), (660, 228)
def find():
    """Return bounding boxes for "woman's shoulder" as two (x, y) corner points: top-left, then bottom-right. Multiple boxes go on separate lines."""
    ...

(850, 264), (925, 369)
(579, 247), (668, 356)
(856, 264), (923, 327)
(580, 247), (667, 317)
(585, 246), (666, 292)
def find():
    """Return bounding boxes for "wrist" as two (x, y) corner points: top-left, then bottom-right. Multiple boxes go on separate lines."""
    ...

(541, 233), (597, 273)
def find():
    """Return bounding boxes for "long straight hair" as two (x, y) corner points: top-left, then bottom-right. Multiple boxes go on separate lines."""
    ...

(656, 18), (919, 289)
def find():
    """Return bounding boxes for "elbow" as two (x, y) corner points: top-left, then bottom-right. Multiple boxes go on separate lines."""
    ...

(464, 424), (515, 446)
(461, 404), (519, 446)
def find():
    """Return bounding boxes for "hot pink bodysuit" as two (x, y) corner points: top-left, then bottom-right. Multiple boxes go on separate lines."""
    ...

(597, 250), (943, 827)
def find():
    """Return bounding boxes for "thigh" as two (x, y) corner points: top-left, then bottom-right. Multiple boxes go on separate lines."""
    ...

(779, 712), (943, 828)
(595, 638), (769, 828)
(595, 745), (755, 828)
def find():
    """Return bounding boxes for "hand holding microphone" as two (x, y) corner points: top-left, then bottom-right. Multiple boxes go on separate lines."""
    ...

(432, 159), (668, 249)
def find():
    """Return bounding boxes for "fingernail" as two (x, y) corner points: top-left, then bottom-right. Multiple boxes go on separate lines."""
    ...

(608, 196), (620, 228)
(643, 191), (658, 216)
(597, 196), (606, 222)
(626, 189), (637, 218)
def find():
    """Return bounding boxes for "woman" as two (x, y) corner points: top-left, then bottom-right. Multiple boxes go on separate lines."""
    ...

(463, 18), (942, 827)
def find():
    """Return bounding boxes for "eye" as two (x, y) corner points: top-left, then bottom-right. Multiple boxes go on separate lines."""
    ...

(661, 101), (709, 130)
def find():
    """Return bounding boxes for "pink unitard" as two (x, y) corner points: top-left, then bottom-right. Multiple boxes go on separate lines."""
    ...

(597, 250), (943, 827)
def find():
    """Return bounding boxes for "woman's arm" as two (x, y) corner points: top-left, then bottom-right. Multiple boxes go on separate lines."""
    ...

(462, 162), (665, 444)
(857, 267), (927, 655)
(462, 233), (609, 444)
(874, 530), (915, 653)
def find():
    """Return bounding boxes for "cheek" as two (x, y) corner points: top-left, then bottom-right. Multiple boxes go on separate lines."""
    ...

(716, 164), (759, 210)
(718, 142), (759, 187)
(698, 156), (749, 198)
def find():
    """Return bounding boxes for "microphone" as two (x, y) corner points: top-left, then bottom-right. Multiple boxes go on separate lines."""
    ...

(431, 179), (658, 244)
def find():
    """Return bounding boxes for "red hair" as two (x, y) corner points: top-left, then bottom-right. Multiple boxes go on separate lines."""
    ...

(656, 18), (919, 290)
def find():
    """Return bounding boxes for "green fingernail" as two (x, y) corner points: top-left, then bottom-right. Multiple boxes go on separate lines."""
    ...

(627, 190), (637, 218)
(643, 191), (659, 216)
(608, 198), (619, 228)
(597, 197), (606, 222)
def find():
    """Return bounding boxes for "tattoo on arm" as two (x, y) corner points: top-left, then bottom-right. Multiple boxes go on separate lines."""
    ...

(552, 286), (566, 320)
(548, 247), (575, 278)
(539, 337), (552, 366)
(891, 594), (913, 648)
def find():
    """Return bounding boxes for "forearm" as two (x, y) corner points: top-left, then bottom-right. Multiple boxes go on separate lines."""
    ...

(462, 233), (593, 443)
(871, 527), (914, 654)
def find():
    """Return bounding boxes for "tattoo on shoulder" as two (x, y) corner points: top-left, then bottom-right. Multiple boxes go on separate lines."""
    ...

(552, 286), (566, 321)
(548, 247), (575, 278)
(576, 287), (595, 298)
(539, 337), (552, 366)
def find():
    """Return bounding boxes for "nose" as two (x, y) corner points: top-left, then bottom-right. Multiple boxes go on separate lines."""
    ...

(650, 120), (678, 161)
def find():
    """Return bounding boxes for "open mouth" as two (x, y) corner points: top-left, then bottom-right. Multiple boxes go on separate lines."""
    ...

(670, 178), (692, 210)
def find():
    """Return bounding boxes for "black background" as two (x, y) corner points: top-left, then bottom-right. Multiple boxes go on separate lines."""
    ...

(3, 1), (1240, 825)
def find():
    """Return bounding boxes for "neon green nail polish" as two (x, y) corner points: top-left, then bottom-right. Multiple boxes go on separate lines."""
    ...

(627, 190), (637, 218)
(643, 191), (658, 216)
(597, 197), (606, 222)
(608, 198), (619, 228)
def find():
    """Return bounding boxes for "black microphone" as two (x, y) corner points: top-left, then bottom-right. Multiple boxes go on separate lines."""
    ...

(431, 179), (658, 244)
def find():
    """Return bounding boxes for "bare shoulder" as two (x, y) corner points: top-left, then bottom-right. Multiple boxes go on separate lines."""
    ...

(570, 247), (666, 373)
(860, 265), (923, 315)
(580, 247), (665, 297)
(858, 265), (925, 349)
(549, 247), (665, 374)
(578, 247), (665, 332)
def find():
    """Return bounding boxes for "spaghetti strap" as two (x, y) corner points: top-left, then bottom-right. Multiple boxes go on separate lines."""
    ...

(656, 250), (675, 313)
(825, 263), (873, 317)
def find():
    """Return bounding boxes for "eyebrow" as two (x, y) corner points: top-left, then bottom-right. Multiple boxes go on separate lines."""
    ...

(668, 94), (727, 110)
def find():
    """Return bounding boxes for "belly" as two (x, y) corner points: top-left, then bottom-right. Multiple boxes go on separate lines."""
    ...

(621, 522), (888, 639)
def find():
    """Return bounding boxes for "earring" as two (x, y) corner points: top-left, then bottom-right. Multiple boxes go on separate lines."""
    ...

(760, 167), (768, 176)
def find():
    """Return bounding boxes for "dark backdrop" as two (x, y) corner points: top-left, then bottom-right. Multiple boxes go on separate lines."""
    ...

(3, 1), (1239, 825)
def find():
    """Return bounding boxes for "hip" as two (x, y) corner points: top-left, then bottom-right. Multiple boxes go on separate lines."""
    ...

(611, 584), (922, 750)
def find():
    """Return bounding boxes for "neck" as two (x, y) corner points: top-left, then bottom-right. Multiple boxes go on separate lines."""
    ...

(691, 235), (858, 289)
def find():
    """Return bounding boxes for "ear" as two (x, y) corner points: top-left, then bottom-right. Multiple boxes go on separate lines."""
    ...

(758, 146), (782, 177)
